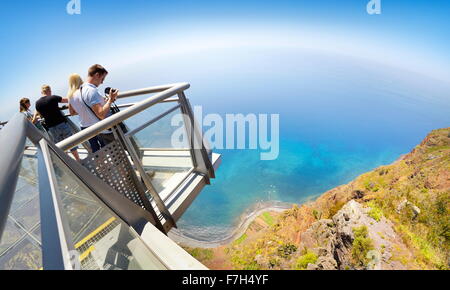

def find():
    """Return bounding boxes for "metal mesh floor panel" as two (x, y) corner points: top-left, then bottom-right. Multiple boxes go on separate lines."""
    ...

(81, 141), (147, 210)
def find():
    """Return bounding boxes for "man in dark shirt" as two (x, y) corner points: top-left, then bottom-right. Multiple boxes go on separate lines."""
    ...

(36, 85), (80, 161)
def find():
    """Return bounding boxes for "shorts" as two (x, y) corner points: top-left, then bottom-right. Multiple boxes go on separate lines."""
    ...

(48, 122), (79, 151)
(81, 127), (115, 153)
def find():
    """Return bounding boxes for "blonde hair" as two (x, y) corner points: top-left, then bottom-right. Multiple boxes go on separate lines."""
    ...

(41, 85), (51, 95)
(67, 74), (83, 99)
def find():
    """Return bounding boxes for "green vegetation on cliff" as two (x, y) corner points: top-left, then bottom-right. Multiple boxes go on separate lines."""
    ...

(348, 128), (450, 269)
(293, 250), (318, 270)
(352, 226), (375, 266)
(185, 128), (450, 270)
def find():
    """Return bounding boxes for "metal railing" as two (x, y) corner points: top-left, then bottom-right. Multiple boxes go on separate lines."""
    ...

(0, 114), (28, 236)
(58, 83), (191, 151)
(0, 114), (171, 269)
(0, 82), (216, 270)
(58, 83), (215, 232)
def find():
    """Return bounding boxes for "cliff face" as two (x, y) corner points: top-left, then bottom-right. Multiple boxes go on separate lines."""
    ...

(292, 128), (450, 270)
(186, 128), (450, 270)
(300, 200), (409, 270)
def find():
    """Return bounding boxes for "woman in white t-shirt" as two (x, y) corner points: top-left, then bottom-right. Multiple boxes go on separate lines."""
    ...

(67, 73), (84, 116)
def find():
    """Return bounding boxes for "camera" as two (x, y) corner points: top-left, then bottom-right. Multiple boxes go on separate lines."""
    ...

(104, 87), (117, 95)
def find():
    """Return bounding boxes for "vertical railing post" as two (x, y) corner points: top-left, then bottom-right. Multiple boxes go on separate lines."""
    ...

(178, 92), (215, 183)
(105, 127), (166, 233)
(113, 125), (177, 233)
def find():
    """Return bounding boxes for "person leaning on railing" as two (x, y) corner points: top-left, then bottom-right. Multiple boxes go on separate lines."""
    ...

(69, 64), (119, 153)
(19, 98), (47, 134)
(36, 85), (81, 161)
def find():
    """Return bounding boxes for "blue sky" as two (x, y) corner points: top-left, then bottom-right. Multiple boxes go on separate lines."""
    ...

(0, 0), (449, 121)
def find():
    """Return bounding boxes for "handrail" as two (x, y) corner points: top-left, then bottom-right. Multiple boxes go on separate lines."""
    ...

(0, 114), (28, 240)
(64, 104), (135, 117)
(64, 100), (178, 118)
(57, 83), (190, 152)
(125, 104), (181, 137)
(116, 83), (186, 99)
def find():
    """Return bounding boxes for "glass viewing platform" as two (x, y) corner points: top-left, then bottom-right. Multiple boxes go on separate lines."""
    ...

(0, 83), (221, 270)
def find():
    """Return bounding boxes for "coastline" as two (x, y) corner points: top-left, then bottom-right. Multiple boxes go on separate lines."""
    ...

(170, 128), (449, 269)
(168, 201), (294, 248)
(167, 157), (403, 250)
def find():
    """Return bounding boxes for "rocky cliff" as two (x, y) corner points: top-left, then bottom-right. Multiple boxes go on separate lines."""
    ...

(300, 200), (408, 270)
(185, 128), (449, 270)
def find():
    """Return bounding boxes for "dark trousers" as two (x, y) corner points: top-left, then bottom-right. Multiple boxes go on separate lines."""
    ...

(81, 127), (115, 153)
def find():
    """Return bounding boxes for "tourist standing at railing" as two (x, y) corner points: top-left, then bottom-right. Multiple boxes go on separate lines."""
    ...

(69, 64), (119, 153)
(36, 85), (81, 161)
(67, 73), (83, 116)
(19, 98), (47, 134)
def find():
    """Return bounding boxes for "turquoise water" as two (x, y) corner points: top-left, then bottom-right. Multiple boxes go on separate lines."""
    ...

(113, 48), (450, 241)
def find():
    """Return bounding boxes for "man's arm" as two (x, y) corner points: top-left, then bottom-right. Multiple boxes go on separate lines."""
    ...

(54, 96), (69, 104)
(31, 111), (40, 124)
(91, 90), (119, 120)
(91, 102), (111, 120)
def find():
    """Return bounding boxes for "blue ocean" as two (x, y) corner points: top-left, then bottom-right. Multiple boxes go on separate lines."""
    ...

(113, 48), (450, 241)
